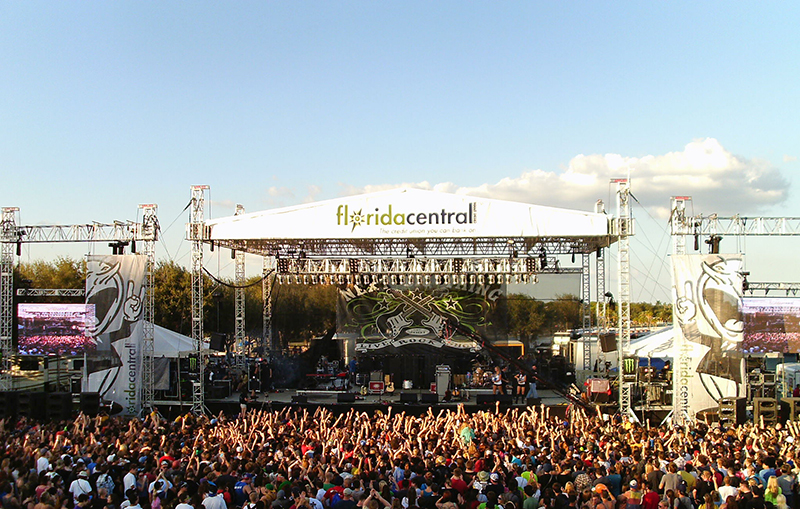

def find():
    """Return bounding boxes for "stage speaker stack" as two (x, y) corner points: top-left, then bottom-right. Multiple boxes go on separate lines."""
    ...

(18, 392), (46, 420)
(476, 393), (494, 405)
(337, 393), (356, 403)
(291, 394), (308, 404)
(46, 392), (73, 421)
(496, 394), (514, 405)
(718, 397), (746, 426)
(0, 392), (18, 419)
(80, 392), (101, 416)
(599, 332), (616, 353)
(400, 393), (418, 404)
(754, 397), (778, 425)
(420, 393), (438, 404)
(781, 398), (800, 422)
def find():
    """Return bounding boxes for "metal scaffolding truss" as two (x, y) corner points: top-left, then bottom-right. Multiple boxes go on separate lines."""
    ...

(745, 282), (800, 296)
(17, 289), (86, 297)
(614, 180), (633, 414)
(0, 208), (16, 390)
(215, 236), (611, 259)
(272, 256), (575, 279)
(0, 205), (156, 395)
(139, 204), (158, 415)
(233, 205), (247, 371)
(188, 186), (208, 414)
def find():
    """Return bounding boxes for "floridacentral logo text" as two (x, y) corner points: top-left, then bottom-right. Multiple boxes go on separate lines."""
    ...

(336, 203), (477, 231)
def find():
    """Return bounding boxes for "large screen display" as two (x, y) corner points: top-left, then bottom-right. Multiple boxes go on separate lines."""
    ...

(17, 303), (96, 356)
(741, 297), (800, 354)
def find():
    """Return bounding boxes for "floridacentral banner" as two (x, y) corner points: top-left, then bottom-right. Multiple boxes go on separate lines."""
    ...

(338, 283), (504, 354)
(671, 254), (745, 423)
(206, 188), (609, 241)
(85, 254), (146, 416)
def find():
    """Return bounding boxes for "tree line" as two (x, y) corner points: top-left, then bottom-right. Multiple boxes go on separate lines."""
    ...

(13, 257), (672, 347)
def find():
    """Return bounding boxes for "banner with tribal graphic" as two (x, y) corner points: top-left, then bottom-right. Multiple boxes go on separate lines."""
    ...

(672, 254), (746, 423)
(337, 283), (505, 353)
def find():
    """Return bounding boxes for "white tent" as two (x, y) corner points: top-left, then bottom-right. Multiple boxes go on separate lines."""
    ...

(628, 327), (673, 358)
(152, 323), (207, 357)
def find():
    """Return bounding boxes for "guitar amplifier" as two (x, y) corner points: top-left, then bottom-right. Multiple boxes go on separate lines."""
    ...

(368, 381), (385, 395)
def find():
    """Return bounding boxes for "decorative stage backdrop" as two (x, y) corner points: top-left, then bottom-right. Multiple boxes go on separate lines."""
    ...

(84, 254), (147, 416)
(338, 283), (505, 354)
(672, 254), (745, 423)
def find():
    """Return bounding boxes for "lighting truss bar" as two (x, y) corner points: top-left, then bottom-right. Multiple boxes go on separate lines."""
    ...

(212, 237), (612, 259)
(16, 289), (85, 297)
(671, 214), (800, 237)
(11, 222), (143, 243)
(745, 282), (800, 296)
(271, 257), (577, 277)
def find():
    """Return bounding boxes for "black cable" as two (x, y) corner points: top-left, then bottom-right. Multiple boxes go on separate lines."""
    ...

(201, 266), (275, 289)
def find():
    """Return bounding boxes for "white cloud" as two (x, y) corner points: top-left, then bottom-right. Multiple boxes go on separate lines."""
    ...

(785, 155), (798, 163)
(340, 138), (789, 218)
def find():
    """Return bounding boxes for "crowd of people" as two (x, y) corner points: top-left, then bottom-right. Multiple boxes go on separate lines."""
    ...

(2, 403), (799, 509)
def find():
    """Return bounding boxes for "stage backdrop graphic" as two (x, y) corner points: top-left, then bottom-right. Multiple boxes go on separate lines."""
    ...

(84, 254), (147, 416)
(672, 254), (745, 423)
(338, 283), (505, 354)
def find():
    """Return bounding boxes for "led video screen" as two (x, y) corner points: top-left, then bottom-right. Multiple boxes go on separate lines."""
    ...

(17, 303), (96, 356)
(741, 297), (800, 354)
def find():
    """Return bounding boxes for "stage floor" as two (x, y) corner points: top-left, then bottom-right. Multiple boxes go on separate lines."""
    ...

(154, 387), (570, 418)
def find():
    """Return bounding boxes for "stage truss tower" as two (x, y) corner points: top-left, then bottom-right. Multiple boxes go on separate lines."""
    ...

(139, 204), (158, 414)
(188, 185), (208, 414)
(234, 204), (247, 372)
(614, 179), (633, 414)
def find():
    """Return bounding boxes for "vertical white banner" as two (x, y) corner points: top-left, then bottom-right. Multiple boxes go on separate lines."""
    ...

(85, 255), (146, 416)
(672, 254), (745, 422)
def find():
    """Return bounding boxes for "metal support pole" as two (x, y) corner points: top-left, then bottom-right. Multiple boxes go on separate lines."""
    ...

(615, 179), (633, 413)
(234, 205), (246, 371)
(581, 252), (592, 372)
(0, 207), (18, 391)
(139, 204), (158, 414)
(188, 186), (208, 414)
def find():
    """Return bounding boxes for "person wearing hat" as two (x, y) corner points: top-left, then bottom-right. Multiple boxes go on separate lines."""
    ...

(235, 473), (255, 507)
(333, 488), (357, 509)
(623, 480), (642, 509)
(69, 470), (94, 504)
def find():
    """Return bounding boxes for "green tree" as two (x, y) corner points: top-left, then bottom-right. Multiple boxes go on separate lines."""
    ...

(505, 294), (547, 341)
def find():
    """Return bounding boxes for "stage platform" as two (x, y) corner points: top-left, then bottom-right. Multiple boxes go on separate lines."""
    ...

(154, 387), (570, 418)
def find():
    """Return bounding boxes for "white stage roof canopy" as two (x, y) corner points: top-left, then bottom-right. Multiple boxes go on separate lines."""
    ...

(206, 188), (611, 250)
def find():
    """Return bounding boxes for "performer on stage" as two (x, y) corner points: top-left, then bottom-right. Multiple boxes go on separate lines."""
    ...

(492, 366), (504, 395)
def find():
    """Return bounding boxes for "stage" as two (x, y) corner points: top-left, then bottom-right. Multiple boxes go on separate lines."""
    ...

(153, 387), (572, 418)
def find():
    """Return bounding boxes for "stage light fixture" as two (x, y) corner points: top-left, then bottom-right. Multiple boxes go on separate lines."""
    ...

(478, 275), (485, 285)
(399, 275), (406, 285)
(391, 275), (397, 285)
(488, 275), (495, 284)
(469, 275), (475, 284)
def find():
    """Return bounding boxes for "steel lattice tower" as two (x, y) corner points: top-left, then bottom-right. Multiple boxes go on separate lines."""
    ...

(0, 208), (18, 390)
(139, 204), (158, 414)
(614, 179), (633, 413)
(234, 205), (247, 371)
(189, 186), (208, 414)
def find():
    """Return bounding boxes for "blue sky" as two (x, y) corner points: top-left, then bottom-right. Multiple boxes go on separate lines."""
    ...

(1, 2), (799, 303)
